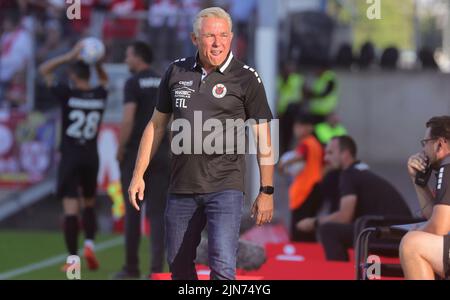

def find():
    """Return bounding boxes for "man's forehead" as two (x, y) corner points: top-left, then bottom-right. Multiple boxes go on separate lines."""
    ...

(200, 17), (230, 31)
(326, 140), (337, 151)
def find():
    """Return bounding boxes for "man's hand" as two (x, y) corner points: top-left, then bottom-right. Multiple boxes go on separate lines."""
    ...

(251, 193), (273, 226)
(296, 217), (316, 233)
(128, 176), (145, 211)
(407, 152), (428, 178)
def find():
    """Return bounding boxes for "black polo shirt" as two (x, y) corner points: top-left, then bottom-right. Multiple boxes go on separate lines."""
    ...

(123, 68), (170, 170)
(340, 161), (411, 220)
(156, 52), (273, 194)
(434, 155), (450, 206)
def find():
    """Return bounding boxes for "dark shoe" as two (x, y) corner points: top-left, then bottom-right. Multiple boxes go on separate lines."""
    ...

(112, 268), (140, 280)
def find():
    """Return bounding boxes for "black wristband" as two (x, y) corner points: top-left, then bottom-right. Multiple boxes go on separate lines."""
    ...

(260, 186), (274, 195)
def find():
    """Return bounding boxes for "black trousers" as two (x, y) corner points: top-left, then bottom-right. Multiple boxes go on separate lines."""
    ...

(318, 222), (355, 261)
(290, 184), (323, 242)
(120, 150), (169, 274)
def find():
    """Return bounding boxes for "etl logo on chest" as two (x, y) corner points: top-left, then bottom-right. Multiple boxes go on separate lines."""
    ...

(212, 84), (227, 99)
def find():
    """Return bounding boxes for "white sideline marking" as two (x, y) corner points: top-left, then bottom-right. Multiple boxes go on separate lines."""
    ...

(0, 237), (123, 280)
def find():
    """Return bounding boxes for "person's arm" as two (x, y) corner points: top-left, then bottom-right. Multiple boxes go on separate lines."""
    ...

(296, 194), (357, 232)
(128, 110), (171, 210)
(95, 62), (108, 88)
(251, 121), (275, 226)
(318, 195), (357, 224)
(38, 42), (82, 87)
(117, 103), (136, 162)
(422, 205), (450, 235)
(421, 164), (450, 234)
(407, 152), (434, 219)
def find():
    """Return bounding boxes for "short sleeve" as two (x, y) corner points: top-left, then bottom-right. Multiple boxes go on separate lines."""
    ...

(340, 169), (357, 197)
(243, 72), (273, 122)
(435, 165), (450, 206)
(123, 78), (138, 104)
(156, 64), (173, 114)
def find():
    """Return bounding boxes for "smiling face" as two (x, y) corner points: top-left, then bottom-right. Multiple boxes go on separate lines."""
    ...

(191, 17), (233, 71)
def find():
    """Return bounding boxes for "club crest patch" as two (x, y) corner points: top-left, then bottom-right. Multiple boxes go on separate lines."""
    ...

(212, 84), (227, 99)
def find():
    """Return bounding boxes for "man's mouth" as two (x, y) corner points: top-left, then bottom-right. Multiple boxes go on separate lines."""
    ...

(211, 50), (223, 57)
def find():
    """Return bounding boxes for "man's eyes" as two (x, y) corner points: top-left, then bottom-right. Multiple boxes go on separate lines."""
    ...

(204, 33), (229, 38)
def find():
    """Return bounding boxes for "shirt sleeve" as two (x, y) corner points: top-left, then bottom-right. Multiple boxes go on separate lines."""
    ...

(434, 165), (450, 206)
(156, 64), (174, 114)
(339, 169), (358, 197)
(123, 77), (138, 104)
(243, 71), (273, 122)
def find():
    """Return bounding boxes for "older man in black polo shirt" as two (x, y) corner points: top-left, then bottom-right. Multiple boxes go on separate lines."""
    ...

(128, 7), (274, 280)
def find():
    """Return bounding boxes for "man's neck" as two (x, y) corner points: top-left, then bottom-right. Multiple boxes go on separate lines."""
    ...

(436, 151), (450, 167)
(342, 158), (356, 170)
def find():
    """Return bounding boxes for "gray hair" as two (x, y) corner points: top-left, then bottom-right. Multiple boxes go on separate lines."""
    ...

(193, 7), (233, 37)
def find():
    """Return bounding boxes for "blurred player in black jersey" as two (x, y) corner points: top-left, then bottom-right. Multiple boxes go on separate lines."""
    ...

(39, 42), (108, 271)
(113, 41), (170, 279)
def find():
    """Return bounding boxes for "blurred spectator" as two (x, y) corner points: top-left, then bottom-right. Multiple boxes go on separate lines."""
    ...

(334, 43), (353, 70)
(4, 70), (26, 108)
(102, 0), (146, 61)
(1, 10), (32, 107)
(277, 61), (304, 154)
(380, 46), (399, 70)
(314, 112), (347, 145)
(147, 0), (179, 62)
(277, 61), (304, 116)
(177, 0), (201, 58)
(418, 47), (438, 70)
(227, 0), (256, 62)
(36, 20), (70, 64)
(66, 0), (97, 40)
(303, 65), (338, 124)
(278, 114), (324, 242)
(358, 41), (376, 70)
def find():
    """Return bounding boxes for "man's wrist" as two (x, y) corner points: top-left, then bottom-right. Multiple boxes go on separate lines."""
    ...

(314, 218), (320, 229)
(259, 185), (274, 195)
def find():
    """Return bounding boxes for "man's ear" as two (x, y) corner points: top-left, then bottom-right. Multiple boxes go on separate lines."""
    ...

(191, 33), (198, 47)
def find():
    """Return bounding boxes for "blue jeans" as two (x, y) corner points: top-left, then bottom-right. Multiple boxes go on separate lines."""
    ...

(165, 190), (244, 280)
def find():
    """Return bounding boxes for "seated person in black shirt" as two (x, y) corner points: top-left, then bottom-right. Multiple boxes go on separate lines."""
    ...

(400, 116), (450, 280)
(296, 135), (411, 261)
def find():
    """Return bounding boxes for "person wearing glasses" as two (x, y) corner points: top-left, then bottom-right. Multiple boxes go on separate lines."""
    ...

(401, 116), (450, 280)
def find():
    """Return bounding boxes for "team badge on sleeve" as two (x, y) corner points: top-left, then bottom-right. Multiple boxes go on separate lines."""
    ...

(212, 84), (227, 99)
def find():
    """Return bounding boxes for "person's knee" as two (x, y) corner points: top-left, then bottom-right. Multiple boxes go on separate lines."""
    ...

(63, 198), (79, 215)
(400, 231), (423, 259)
